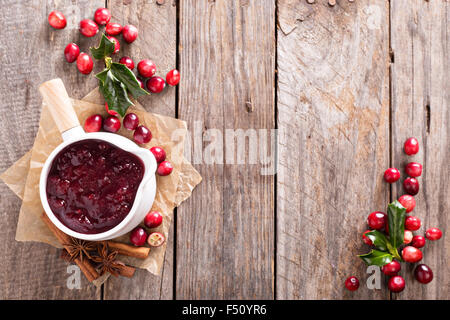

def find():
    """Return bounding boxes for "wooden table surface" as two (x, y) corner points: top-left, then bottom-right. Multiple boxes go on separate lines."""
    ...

(0, 0), (448, 300)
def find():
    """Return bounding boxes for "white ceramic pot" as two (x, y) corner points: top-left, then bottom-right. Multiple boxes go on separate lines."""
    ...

(38, 79), (157, 241)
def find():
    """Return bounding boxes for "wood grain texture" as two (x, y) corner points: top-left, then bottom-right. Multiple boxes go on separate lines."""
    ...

(390, 0), (449, 300)
(103, 0), (176, 300)
(176, 0), (275, 299)
(276, 0), (390, 299)
(0, 0), (103, 299)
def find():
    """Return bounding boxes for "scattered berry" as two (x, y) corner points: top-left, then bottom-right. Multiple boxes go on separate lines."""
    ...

(133, 125), (152, 144)
(405, 216), (421, 231)
(405, 162), (422, 177)
(147, 232), (165, 247)
(144, 211), (163, 228)
(76, 53), (93, 75)
(388, 276), (405, 293)
(79, 19), (99, 37)
(157, 161), (173, 176)
(402, 246), (422, 263)
(403, 177), (419, 195)
(103, 115), (121, 133)
(404, 230), (413, 244)
(425, 228), (442, 241)
(105, 22), (122, 35)
(414, 264), (433, 284)
(367, 211), (387, 230)
(119, 56), (135, 70)
(382, 260), (401, 276)
(123, 113), (139, 130)
(137, 59), (156, 78)
(404, 137), (419, 155)
(64, 43), (80, 63)
(150, 146), (166, 163)
(48, 11), (67, 29)
(84, 114), (103, 132)
(130, 227), (147, 246)
(344, 276), (359, 291)
(94, 8), (111, 25)
(146, 76), (166, 93)
(384, 168), (400, 183)
(398, 195), (416, 213)
(107, 36), (120, 54)
(105, 102), (118, 116)
(122, 25), (138, 43)
(166, 69), (181, 86)
(411, 235), (426, 248)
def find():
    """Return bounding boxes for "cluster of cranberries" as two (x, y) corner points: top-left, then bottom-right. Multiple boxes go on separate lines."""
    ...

(346, 137), (443, 293)
(129, 211), (166, 247)
(49, 9), (180, 92)
(84, 112), (173, 177)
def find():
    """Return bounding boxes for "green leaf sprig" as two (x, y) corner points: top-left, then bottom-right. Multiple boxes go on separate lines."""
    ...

(90, 34), (148, 117)
(358, 200), (406, 266)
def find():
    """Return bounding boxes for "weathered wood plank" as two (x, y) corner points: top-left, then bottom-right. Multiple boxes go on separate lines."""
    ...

(103, 0), (176, 300)
(176, 0), (275, 299)
(390, 0), (449, 300)
(0, 0), (103, 299)
(276, 0), (390, 299)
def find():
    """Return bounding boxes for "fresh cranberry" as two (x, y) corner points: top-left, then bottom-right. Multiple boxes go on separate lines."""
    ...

(150, 146), (166, 163)
(403, 177), (419, 195)
(367, 211), (387, 230)
(105, 22), (122, 35)
(166, 69), (181, 86)
(94, 8), (111, 25)
(144, 211), (163, 228)
(384, 168), (400, 183)
(103, 116), (121, 133)
(84, 114), (103, 132)
(398, 195), (415, 213)
(48, 11), (67, 29)
(362, 230), (373, 245)
(123, 113), (139, 130)
(122, 25), (138, 43)
(130, 227), (147, 246)
(119, 56), (135, 70)
(64, 43), (80, 63)
(79, 19), (99, 37)
(382, 260), (401, 276)
(425, 227), (442, 241)
(137, 59), (156, 78)
(405, 216), (421, 231)
(404, 137), (419, 155)
(157, 161), (173, 176)
(107, 36), (120, 54)
(133, 125), (152, 144)
(388, 276), (405, 293)
(405, 162), (422, 177)
(105, 102), (118, 116)
(404, 230), (413, 244)
(146, 76), (166, 93)
(344, 276), (359, 291)
(414, 264), (433, 284)
(76, 53), (93, 75)
(137, 78), (145, 89)
(402, 246), (422, 263)
(411, 235), (426, 248)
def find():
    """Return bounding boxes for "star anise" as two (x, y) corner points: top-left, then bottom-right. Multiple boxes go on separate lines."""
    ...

(91, 242), (125, 277)
(63, 237), (97, 262)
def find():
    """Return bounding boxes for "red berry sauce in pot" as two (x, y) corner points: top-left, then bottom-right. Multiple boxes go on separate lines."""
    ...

(46, 139), (144, 234)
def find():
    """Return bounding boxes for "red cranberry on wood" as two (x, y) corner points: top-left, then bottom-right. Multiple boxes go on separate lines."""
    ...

(405, 162), (422, 177)
(398, 195), (415, 213)
(157, 161), (173, 176)
(94, 8), (111, 25)
(144, 211), (163, 228)
(123, 113), (139, 130)
(150, 146), (166, 163)
(130, 227), (147, 246)
(382, 260), (401, 276)
(414, 264), (433, 284)
(79, 19), (99, 37)
(388, 276), (405, 293)
(103, 116), (121, 133)
(133, 125), (152, 144)
(107, 36), (120, 54)
(384, 168), (400, 183)
(344, 276), (359, 291)
(84, 114), (103, 132)
(411, 235), (426, 248)
(122, 25), (138, 43)
(48, 11), (67, 29)
(137, 59), (156, 78)
(119, 56), (135, 70)
(76, 53), (93, 75)
(403, 177), (419, 195)
(105, 22), (122, 35)
(367, 211), (387, 230)
(404, 230), (413, 244)
(425, 228), (442, 241)
(402, 246), (422, 263)
(146, 76), (166, 93)
(405, 216), (421, 231)
(404, 137), (419, 155)
(166, 69), (181, 86)
(64, 43), (80, 63)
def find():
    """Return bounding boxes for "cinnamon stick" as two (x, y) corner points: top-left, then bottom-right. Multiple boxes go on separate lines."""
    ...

(106, 241), (150, 259)
(41, 212), (100, 282)
(118, 265), (136, 278)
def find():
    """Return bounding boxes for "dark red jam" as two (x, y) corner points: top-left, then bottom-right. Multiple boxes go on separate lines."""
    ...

(46, 139), (144, 234)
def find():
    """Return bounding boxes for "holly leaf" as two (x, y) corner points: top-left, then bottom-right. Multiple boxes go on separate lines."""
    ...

(99, 70), (133, 117)
(365, 230), (388, 252)
(358, 250), (393, 267)
(110, 62), (148, 98)
(90, 34), (115, 60)
(95, 69), (109, 85)
(387, 200), (406, 250)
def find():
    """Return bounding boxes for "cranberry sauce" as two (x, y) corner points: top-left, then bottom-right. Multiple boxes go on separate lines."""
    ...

(46, 139), (144, 234)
